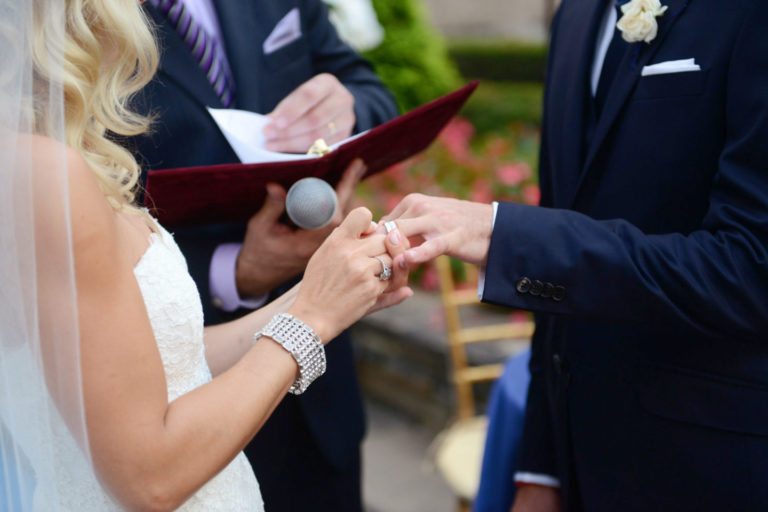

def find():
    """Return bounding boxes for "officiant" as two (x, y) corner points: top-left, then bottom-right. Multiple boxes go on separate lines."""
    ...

(126, 1), (397, 510)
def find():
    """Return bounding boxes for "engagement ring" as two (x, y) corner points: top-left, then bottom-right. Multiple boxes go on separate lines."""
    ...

(374, 256), (391, 281)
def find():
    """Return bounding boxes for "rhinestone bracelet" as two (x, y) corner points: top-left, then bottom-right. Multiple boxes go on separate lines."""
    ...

(254, 313), (326, 395)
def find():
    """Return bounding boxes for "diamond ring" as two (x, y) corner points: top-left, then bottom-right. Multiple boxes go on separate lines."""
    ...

(374, 255), (391, 281)
(384, 221), (397, 233)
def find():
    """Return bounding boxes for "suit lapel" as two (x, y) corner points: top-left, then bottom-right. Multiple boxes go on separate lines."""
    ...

(571, 0), (691, 208)
(550, 0), (611, 208)
(144, 4), (222, 108)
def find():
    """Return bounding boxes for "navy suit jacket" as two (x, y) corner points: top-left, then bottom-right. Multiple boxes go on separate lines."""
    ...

(129, 0), (397, 471)
(483, 0), (768, 510)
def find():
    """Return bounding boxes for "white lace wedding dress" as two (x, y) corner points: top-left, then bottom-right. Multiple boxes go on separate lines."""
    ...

(2, 225), (265, 511)
(127, 225), (265, 511)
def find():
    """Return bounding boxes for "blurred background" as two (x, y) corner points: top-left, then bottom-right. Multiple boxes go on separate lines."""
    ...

(322, 1), (559, 510)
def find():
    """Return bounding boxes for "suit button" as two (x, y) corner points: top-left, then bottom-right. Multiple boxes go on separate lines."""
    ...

(552, 285), (567, 302)
(516, 277), (532, 294)
(212, 297), (223, 309)
(553, 353), (562, 373)
(541, 282), (554, 299)
(530, 280), (544, 296)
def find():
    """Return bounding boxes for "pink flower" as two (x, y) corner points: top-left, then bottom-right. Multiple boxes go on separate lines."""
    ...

(420, 265), (440, 291)
(383, 191), (403, 213)
(495, 162), (532, 187)
(522, 184), (541, 206)
(385, 161), (408, 181)
(485, 137), (511, 159)
(439, 117), (475, 163)
(470, 179), (494, 203)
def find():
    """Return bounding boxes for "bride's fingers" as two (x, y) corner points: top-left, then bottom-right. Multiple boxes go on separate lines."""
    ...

(370, 254), (393, 281)
(383, 225), (409, 292)
(368, 287), (414, 315)
(357, 234), (387, 257)
(339, 206), (374, 238)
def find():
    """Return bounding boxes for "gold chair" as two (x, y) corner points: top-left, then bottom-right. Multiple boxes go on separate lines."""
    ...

(432, 255), (534, 512)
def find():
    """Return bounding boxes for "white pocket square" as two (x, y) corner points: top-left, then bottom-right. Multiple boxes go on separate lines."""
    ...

(641, 58), (701, 77)
(263, 8), (301, 54)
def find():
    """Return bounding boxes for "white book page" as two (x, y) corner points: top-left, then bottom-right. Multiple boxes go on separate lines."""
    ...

(207, 107), (369, 164)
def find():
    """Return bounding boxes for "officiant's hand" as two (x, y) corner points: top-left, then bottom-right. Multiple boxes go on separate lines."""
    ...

(235, 160), (365, 297)
(263, 73), (355, 153)
(379, 194), (495, 267)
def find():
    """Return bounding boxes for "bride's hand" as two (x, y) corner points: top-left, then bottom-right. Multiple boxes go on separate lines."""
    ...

(367, 220), (413, 315)
(288, 207), (410, 342)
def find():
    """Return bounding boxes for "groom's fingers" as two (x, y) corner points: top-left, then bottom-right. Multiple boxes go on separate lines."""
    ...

(379, 193), (427, 224)
(387, 216), (440, 242)
(403, 236), (451, 266)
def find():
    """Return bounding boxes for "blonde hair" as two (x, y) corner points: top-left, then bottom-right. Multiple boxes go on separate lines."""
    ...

(33, 0), (159, 213)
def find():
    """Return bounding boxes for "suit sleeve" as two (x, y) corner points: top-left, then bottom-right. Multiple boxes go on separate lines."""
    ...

(482, 3), (768, 343)
(509, 8), (562, 483)
(300, 0), (399, 131)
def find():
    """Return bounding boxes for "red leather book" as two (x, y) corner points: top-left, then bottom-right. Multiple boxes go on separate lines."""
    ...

(143, 81), (478, 226)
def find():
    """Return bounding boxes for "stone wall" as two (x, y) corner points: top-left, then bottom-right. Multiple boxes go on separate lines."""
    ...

(420, 0), (560, 43)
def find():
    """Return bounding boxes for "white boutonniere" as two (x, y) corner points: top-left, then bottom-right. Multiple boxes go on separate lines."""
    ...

(323, 0), (384, 52)
(616, 0), (669, 43)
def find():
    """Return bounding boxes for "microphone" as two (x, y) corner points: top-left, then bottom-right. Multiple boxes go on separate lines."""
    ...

(285, 177), (338, 230)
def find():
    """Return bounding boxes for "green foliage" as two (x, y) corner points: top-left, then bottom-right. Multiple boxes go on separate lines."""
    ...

(449, 41), (548, 82)
(461, 81), (543, 134)
(364, 0), (462, 112)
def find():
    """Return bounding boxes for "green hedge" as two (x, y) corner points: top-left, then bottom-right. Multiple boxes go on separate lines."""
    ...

(449, 41), (548, 82)
(461, 81), (543, 133)
(364, 0), (462, 113)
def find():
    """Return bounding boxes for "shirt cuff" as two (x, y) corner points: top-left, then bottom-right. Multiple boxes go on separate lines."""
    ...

(209, 243), (268, 312)
(477, 201), (499, 299)
(513, 472), (561, 488)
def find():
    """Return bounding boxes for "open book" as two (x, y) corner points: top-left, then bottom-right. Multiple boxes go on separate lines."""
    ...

(144, 81), (478, 226)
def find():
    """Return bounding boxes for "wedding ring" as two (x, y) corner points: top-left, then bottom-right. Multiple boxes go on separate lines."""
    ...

(374, 255), (391, 281)
(327, 121), (337, 136)
(384, 221), (397, 234)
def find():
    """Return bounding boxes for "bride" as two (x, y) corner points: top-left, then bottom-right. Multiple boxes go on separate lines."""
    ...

(0, 0), (411, 510)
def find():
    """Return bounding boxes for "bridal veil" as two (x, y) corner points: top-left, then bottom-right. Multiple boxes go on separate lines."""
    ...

(0, 0), (93, 509)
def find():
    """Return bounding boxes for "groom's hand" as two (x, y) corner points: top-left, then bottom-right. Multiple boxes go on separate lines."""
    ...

(510, 485), (562, 512)
(378, 194), (494, 267)
(235, 160), (365, 297)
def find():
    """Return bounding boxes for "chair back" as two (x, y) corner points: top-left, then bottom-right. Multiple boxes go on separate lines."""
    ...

(435, 255), (534, 420)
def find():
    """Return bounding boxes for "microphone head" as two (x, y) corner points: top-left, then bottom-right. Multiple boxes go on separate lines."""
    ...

(285, 177), (338, 230)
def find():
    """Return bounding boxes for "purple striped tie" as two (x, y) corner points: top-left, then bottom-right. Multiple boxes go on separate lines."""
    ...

(150, 0), (236, 107)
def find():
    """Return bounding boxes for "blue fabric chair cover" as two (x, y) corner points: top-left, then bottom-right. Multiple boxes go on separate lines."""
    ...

(474, 348), (531, 512)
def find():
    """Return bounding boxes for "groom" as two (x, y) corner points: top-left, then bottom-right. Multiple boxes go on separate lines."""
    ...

(383, 0), (768, 510)
(129, 1), (397, 510)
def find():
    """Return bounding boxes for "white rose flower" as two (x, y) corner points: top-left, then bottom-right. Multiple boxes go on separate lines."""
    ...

(616, 0), (668, 43)
(324, 0), (385, 52)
